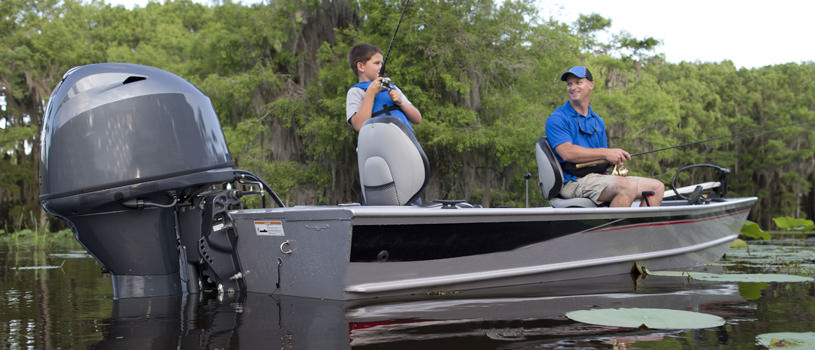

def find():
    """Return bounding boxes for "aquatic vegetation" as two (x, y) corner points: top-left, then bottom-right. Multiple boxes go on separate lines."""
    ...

(772, 217), (815, 232)
(738, 282), (770, 300)
(741, 220), (771, 240)
(48, 252), (91, 259)
(731, 238), (748, 248)
(740, 217), (815, 241)
(756, 332), (815, 349)
(11, 265), (62, 270)
(1, 229), (80, 250)
(565, 308), (725, 330)
(647, 270), (814, 283)
(722, 241), (815, 276)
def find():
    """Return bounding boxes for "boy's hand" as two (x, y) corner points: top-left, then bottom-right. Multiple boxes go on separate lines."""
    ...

(388, 88), (402, 105)
(365, 77), (383, 100)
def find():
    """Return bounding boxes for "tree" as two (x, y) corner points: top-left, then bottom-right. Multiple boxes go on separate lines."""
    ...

(2, 0), (814, 231)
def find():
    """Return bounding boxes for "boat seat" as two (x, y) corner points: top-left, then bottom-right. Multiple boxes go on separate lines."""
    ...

(357, 116), (430, 205)
(535, 136), (598, 208)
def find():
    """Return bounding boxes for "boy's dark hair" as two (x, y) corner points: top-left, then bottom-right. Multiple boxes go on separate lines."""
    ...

(348, 43), (383, 76)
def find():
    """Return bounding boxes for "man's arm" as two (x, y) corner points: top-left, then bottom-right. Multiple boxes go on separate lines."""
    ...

(555, 142), (631, 164)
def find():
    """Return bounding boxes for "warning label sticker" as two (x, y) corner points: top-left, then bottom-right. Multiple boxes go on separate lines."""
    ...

(254, 220), (284, 236)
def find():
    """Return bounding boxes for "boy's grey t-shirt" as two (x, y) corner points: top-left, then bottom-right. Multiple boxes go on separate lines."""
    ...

(345, 86), (412, 123)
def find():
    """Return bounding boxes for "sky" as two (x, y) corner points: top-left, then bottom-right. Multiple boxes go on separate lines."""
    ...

(542, 0), (814, 69)
(74, 0), (815, 69)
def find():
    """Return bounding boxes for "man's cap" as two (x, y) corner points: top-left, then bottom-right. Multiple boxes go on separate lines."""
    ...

(560, 66), (593, 82)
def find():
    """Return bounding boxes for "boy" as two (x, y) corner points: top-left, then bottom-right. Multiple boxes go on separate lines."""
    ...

(345, 43), (422, 132)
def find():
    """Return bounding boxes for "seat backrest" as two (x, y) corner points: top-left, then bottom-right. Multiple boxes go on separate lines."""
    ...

(535, 136), (563, 200)
(357, 116), (430, 205)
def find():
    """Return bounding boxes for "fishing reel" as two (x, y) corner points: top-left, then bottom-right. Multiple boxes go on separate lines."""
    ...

(380, 77), (393, 91)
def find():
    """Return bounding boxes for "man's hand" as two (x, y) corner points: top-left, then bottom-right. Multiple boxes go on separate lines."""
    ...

(604, 148), (631, 165)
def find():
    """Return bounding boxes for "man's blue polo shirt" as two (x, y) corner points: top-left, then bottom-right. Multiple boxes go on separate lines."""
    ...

(545, 101), (608, 182)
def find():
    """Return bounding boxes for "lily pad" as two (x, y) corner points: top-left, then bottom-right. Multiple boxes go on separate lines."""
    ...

(731, 238), (748, 248)
(772, 217), (815, 231)
(565, 308), (725, 330)
(726, 244), (815, 259)
(11, 265), (61, 270)
(48, 253), (90, 259)
(648, 270), (814, 283)
(741, 220), (771, 240)
(756, 332), (815, 349)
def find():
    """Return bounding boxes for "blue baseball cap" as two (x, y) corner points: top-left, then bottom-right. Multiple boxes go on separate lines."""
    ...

(560, 66), (593, 81)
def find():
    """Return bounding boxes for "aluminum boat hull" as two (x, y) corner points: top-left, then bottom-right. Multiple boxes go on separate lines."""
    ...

(231, 197), (756, 300)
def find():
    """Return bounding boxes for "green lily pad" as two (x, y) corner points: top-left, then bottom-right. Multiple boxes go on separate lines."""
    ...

(731, 238), (748, 248)
(756, 332), (815, 349)
(772, 217), (815, 231)
(741, 220), (771, 240)
(648, 271), (814, 283)
(565, 308), (725, 330)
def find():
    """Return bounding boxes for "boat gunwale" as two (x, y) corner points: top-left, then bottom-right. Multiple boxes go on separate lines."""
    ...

(345, 197), (758, 225)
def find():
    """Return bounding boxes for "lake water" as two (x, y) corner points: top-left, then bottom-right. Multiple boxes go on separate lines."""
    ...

(1, 236), (813, 349)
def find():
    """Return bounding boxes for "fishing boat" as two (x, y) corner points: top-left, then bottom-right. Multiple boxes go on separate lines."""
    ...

(38, 63), (756, 300)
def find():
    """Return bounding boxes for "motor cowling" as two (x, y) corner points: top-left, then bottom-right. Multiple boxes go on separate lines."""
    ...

(39, 63), (239, 298)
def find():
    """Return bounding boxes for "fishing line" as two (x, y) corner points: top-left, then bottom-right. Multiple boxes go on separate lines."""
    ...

(577, 118), (815, 168)
(379, 0), (411, 79)
(630, 118), (815, 157)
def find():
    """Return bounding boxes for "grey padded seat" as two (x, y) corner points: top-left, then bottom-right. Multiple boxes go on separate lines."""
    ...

(535, 136), (598, 208)
(357, 116), (430, 205)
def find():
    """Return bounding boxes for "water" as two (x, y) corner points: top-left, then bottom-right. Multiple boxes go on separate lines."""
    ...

(1, 237), (813, 349)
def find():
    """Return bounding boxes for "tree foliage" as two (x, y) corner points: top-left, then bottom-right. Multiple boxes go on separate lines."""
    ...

(1, 0), (814, 231)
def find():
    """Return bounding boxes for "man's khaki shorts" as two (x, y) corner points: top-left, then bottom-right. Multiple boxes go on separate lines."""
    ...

(561, 174), (646, 205)
(560, 173), (614, 205)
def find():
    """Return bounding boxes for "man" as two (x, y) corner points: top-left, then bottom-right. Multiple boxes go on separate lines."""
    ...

(545, 66), (664, 207)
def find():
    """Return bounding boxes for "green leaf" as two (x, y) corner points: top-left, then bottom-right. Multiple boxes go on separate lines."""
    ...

(566, 308), (725, 330)
(741, 220), (771, 240)
(731, 238), (748, 248)
(772, 217), (815, 231)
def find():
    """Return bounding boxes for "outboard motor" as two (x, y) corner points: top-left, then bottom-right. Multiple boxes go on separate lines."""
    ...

(39, 63), (254, 299)
(357, 115), (430, 205)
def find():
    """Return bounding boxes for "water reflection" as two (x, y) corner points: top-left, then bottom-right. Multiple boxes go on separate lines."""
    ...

(3, 240), (813, 349)
(87, 273), (747, 349)
(95, 293), (348, 349)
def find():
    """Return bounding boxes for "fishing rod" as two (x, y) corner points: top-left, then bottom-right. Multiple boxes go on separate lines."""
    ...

(378, 0), (410, 90)
(576, 118), (815, 168)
